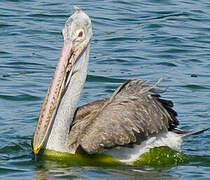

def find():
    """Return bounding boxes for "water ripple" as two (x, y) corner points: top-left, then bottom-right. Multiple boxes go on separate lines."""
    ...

(0, 0), (210, 179)
(155, 62), (177, 67)
(87, 75), (125, 83)
(27, 13), (67, 19)
(182, 84), (209, 90)
(0, 94), (41, 102)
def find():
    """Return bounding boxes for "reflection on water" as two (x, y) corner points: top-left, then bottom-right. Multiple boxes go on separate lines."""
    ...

(35, 163), (173, 180)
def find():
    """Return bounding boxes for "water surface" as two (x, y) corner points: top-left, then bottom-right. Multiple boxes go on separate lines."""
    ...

(0, 0), (210, 179)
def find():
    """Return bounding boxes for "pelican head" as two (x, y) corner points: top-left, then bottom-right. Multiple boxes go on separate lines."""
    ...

(32, 7), (92, 155)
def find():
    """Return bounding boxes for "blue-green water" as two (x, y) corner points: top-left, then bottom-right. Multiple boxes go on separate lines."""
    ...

(0, 0), (210, 179)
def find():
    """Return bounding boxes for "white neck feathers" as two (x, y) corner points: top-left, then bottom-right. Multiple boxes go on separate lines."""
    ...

(45, 44), (90, 153)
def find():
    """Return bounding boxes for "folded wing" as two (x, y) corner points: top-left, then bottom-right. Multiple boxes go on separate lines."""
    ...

(68, 79), (178, 154)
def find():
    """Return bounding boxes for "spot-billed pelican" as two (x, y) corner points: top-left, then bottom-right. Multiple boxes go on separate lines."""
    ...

(32, 7), (208, 163)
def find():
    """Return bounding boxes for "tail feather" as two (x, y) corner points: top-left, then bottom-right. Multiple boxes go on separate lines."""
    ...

(172, 128), (209, 139)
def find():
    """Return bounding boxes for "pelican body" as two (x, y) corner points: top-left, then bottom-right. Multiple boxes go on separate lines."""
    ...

(32, 7), (207, 163)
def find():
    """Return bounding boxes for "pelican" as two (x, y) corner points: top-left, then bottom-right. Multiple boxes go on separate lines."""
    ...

(32, 7), (208, 163)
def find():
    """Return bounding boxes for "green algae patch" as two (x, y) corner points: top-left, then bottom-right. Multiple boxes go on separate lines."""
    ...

(37, 147), (189, 168)
(133, 146), (189, 168)
(39, 150), (123, 168)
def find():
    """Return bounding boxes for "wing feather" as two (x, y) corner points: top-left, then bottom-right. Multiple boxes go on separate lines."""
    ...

(68, 79), (178, 154)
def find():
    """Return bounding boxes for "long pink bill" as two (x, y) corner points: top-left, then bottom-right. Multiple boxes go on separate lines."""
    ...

(32, 40), (73, 155)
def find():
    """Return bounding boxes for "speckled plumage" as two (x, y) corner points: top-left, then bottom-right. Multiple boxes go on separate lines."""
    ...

(33, 8), (208, 159)
(68, 79), (179, 154)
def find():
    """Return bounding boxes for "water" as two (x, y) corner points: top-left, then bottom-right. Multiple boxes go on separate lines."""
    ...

(0, 0), (210, 179)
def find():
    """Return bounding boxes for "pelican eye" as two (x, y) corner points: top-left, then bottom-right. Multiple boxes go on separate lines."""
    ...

(75, 29), (84, 40)
(78, 31), (83, 38)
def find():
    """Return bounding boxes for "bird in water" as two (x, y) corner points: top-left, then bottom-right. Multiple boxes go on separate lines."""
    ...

(32, 7), (208, 163)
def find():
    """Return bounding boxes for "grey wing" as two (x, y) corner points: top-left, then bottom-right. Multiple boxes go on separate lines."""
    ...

(69, 79), (178, 154)
(72, 98), (108, 127)
(68, 98), (108, 152)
